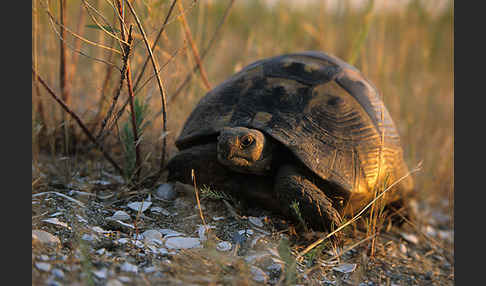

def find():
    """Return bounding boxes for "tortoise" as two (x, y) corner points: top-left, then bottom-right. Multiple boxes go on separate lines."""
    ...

(167, 51), (414, 232)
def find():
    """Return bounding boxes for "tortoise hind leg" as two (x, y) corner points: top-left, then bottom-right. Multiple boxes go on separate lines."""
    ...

(274, 165), (343, 234)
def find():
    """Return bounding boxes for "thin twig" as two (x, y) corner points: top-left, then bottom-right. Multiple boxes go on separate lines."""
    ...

(177, 0), (211, 91)
(45, 7), (120, 69)
(32, 67), (123, 174)
(192, 170), (209, 232)
(81, 0), (127, 44)
(33, 191), (86, 208)
(95, 48), (179, 145)
(133, 0), (178, 91)
(125, 0), (169, 178)
(95, 25), (132, 141)
(169, 0), (235, 103)
(44, 3), (122, 55)
(124, 26), (142, 181)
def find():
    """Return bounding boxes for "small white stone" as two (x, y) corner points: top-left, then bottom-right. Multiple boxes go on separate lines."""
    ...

(216, 241), (232, 252)
(150, 207), (171, 216)
(165, 237), (201, 249)
(238, 229), (254, 236)
(120, 262), (138, 273)
(110, 210), (131, 221)
(250, 266), (268, 283)
(106, 279), (123, 286)
(118, 276), (131, 282)
(143, 229), (163, 242)
(249, 216), (264, 228)
(401, 232), (419, 244)
(32, 230), (61, 247)
(400, 243), (407, 254)
(35, 262), (52, 272)
(92, 268), (108, 279)
(51, 268), (64, 279)
(117, 238), (129, 244)
(159, 229), (185, 238)
(332, 263), (357, 273)
(127, 201), (152, 213)
(96, 248), (106, 255)
(155, 183), (177, 201)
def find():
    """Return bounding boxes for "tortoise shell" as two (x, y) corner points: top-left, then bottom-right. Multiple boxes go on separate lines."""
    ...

(175, 51), (413, 214)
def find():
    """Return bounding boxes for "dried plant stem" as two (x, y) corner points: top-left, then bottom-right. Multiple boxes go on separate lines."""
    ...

(96, 45), (130, 141)
(69, 5), (87, 81)
(177, 0), (211, 91)
(126, 0), (169, 177)
(32, 67), (123, 175)
(59, 0), (71, 155)
(169, 0), (235, 103)
(297, 163), (422, 258)
(133, 0), (178, 91)
(192, 170), (209, 232)
(124, 27), (142, 181)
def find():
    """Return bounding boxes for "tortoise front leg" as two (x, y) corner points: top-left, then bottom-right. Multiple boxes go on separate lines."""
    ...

(274, 165), (343, 234)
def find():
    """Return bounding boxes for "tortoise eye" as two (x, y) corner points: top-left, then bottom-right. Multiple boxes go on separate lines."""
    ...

(240, 135), (254, 148)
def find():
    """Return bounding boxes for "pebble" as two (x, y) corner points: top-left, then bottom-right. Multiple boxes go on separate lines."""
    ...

(109, 210), (131, 221)
(155, 183), (177, 201)
(35, 262), (52, 272)
(92, 268), (108, 279)
(332, 263), (357, 273)
(250, 266), (268, 283)
(197, 224), (215, 241)
(51, 268), (65, 279)
(95, 248), (106, 255)
(401, 232), (419, 244)
(120, 262), (138, 273)
(399, 243), (408, 254)
(159, 229), (185, 238)
(118, 276), (131, 282)
(42, 218), (70, 229)
(165, 237), (201, 249)
(150, 206), (171, 216)
(142, 229), (163, 245)
(106, 219), (135, 232)
(106, 279), (123, 286)
(216, 241), (232, 252)
(127, 201), (152, 213)
(32, 230), (60, 247)
(249, 216), (264, 228)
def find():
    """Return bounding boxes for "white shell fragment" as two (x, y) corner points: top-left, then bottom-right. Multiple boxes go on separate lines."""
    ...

(127, 201), (152, 213)
(165, 237), (201, 249)
(332, 263), (357, 273)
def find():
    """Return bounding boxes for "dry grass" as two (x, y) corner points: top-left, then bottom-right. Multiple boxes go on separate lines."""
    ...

(32, 0), (453, 284)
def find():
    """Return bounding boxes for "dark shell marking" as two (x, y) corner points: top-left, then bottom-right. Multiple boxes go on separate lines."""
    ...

(175, 51), (413, 214)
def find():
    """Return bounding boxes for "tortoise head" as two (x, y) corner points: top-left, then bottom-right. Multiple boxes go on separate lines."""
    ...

(217, 127), (273, 175)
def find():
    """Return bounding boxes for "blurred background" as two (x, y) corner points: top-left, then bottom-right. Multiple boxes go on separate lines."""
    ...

(32, 0), (453, 221)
